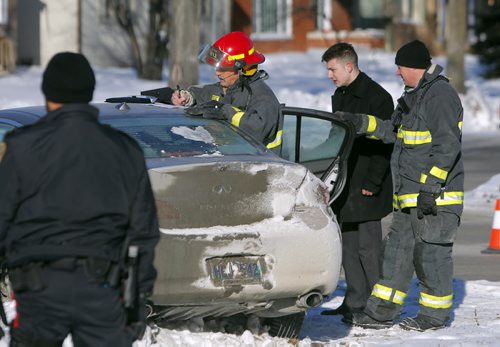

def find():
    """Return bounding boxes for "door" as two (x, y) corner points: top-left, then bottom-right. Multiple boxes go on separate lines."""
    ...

(279, 107), (355, 203)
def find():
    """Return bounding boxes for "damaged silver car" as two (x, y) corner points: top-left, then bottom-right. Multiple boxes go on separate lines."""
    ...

(0, 101), (354, 338)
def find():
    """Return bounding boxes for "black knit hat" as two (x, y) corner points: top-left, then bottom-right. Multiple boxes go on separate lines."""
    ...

(395, 40), (432, 69)
(42, 52), (95, 103)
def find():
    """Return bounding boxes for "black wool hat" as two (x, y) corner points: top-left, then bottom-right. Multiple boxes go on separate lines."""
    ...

(42, 52), (95, 103)
(395, 40), (432, 69)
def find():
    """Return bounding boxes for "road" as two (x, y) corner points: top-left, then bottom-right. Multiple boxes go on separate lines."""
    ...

(454, 133), (500, 281)
(380, 133), (500, 281)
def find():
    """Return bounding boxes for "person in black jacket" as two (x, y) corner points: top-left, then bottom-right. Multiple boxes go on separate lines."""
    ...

(0, 52), (159, 346)
(320, 43), (394, 321)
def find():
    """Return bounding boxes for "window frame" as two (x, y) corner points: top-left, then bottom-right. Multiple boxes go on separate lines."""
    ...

(252, 0), (293, 40)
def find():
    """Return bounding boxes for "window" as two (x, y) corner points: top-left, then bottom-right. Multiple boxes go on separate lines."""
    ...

(252, 0), (292, 39)
(0, 0), (7, 25)
(281, 115), (345, 163)
(352, 0), (389, 29)
(394, 0), (425, 24)
(104, 117), (260, 158)
(316, 0), (332, 32)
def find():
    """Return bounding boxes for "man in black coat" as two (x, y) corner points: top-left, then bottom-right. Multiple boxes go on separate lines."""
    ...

(321, 43), (393, 321)
(0, 52), (159, 346)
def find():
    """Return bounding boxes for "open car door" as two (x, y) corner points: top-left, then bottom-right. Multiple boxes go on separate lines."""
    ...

(279, 106), (355, 204)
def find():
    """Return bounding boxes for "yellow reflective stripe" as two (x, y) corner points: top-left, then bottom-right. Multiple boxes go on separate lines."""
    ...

(227, 47), (255, 61)
(367, 115), (377, 133)
(231, 112), (245, 127)
(395, 193), (419, 208)
(400, 129), (432, 145)
(393, 196), (399, 209)
(419, 292), (453, 309)
(368, 135), (380, 140)
(394, 191), (464, 208)
(420, 173), (428, 184)
(371, 284), (406, 305)
(458, 121), (462, 132)
(211, 95), (220, 101)
(430, 166), (448, 180)
(266, 130), (283, 149)
(436, 191), (464, 206)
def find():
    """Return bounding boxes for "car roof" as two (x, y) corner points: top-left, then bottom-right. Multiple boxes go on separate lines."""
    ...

(0, 102), (289, 166)
(0, 102), (188, 124)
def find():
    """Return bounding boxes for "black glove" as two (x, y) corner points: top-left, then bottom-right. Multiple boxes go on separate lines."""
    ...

(417, 192), (438, 219)
(185, 100), (226, 120)
(334, 111), (363, 131)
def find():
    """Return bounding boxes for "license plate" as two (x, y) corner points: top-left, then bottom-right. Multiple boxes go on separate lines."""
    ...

(207, 256), (265, 287)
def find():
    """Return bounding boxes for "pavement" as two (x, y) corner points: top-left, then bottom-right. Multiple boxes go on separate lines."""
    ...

(454, 133), (500, 281)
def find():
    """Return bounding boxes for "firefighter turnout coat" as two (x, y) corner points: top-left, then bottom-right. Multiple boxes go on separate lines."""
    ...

(187, 70), (282, 152)
(361, 64), (464, 218)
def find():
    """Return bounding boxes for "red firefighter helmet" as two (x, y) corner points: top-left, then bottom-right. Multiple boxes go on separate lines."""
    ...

(199, 32), (265, 71)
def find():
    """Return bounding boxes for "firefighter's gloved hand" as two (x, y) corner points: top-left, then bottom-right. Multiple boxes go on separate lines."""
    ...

(184, 100), (226, 120)
(417, 192), (438, 219)
(334, 111), (363, 132)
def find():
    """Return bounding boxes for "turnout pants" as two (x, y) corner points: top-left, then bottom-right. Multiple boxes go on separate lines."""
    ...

(341, 220), (382, 310)
(364, 208), (459, 324)
(9, 262), (133, 347)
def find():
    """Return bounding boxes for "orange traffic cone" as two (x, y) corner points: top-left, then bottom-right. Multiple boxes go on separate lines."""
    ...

(482, 199), (500, 254)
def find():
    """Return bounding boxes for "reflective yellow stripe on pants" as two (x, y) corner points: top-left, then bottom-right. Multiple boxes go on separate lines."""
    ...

(371, 284), (407, 305)
(419, 292), (453, 309)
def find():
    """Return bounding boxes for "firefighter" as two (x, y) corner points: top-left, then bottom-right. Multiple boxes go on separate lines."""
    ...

(171, 31), (282, 153)
(0, 52), (160, 346)
(338, 40), (464, 331)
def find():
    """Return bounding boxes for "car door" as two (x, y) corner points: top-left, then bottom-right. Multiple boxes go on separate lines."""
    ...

(279, 106), (355, 204)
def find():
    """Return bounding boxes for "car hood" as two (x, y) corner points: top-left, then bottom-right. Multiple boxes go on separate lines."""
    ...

(149, 160), (315, 229)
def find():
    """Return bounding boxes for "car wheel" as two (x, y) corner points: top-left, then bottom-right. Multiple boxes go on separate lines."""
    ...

(262, 312), (305, 339)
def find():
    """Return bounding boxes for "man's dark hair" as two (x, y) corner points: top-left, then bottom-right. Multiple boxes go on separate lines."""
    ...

(321, 42), (358, 68)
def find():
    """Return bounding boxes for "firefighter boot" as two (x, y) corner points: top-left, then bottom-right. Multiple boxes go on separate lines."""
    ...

(399, 315), (446, 332)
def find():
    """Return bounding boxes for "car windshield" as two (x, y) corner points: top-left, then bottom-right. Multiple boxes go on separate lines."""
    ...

(103, 116), (260, 158)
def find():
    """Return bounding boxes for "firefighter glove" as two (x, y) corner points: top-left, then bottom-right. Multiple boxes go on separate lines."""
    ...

(334, 111), (363, 132)
(185, 100), (226, 120)
(417, 191), (438, 219)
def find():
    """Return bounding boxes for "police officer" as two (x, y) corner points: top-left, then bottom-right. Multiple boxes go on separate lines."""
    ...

(171, 31), (283, 153)
(0, 52), (160, 346)
(339, 40), (464, 331)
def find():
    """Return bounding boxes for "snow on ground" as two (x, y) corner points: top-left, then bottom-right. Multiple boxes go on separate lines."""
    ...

(0, 49), (500, 346)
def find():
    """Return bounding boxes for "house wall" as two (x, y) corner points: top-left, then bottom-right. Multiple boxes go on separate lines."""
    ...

(39, 0), (79, 66)
(17, 0), (79, 66)
(80, 0), (148, 68)
(231, 0), (384, 53)
(16, 0), (148, 68)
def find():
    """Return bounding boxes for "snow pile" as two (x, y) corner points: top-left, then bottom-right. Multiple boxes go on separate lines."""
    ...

(465, 173), (500, 213)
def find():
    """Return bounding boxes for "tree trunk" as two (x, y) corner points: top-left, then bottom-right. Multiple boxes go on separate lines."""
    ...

(140, 0), (168, 80)
(111, 0), (143, 75)
(445, 0), (467, 94)
(168, 0), (201, 88)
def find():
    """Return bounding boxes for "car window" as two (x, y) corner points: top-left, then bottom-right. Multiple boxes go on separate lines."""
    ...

(103, 117), (260, 158)
(0, 123), (15, 142)
(281, 116), (345, 162)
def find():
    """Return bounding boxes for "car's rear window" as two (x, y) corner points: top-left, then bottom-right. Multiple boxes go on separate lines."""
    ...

(103, 117), (260, 158)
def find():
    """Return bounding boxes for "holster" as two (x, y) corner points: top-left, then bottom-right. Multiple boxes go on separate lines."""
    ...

(9, 263), (45, 293)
